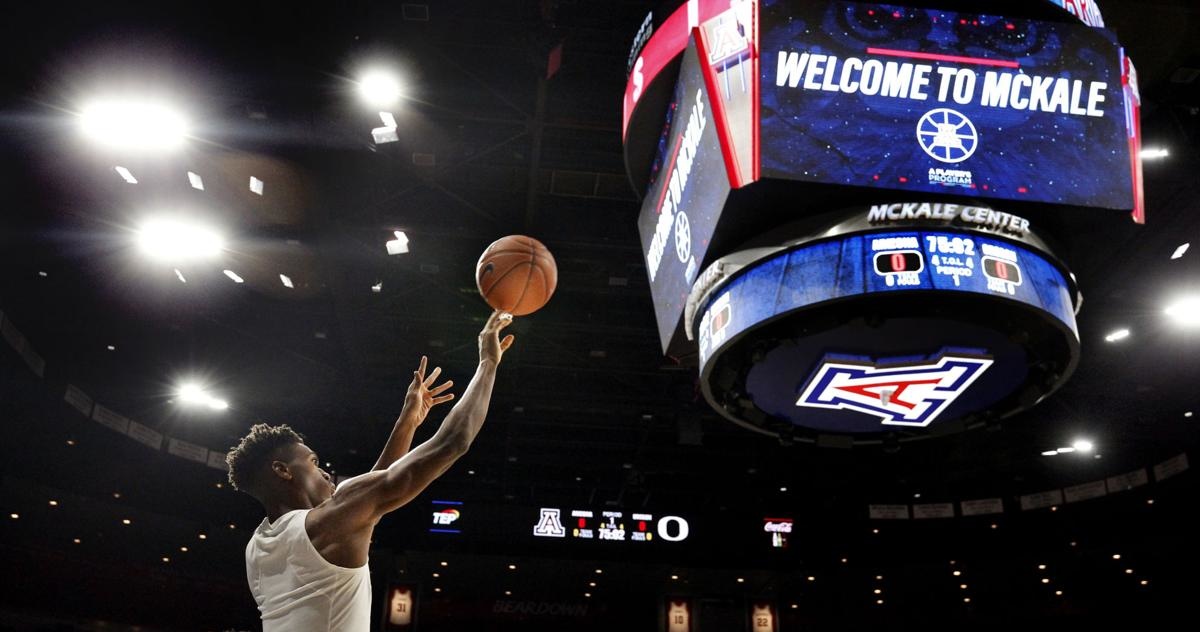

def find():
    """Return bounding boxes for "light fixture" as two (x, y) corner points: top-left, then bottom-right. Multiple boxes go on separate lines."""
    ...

(588, 581), (596, 587)
(671, 575), (679, 580)
(1171, 243), (1189, 260)
(1055, 590), (1063, 596)
(279, 274), (294, 288)
(198, 533), (207, 540)
(1125, 569), (1134, 574)
(387, 231), (410, 255)
(180, 546), (188, 552)
(187, 171), (204, 190)
(1042, 578), (1050, 584)
(122, 519), (132, 525)
(1112, 554), (1121, 560)
(779, 486), (788, 492)
(1165, 296), (1200, 327)
(1104, 328), (1130, 342)
(1038, 564), (1046, 570)
(80, 99), (188, 151)
(115, 166), (138, 183)
(8, 513), (17, 520)
(1140, 580), (1148, 586)
(176, 382), (229, 412)
(223, 270), (245, 283)
(1141, 147), (1169, 159)
(736, 578), (744, 583)
(359, 70), (403, 107)
(136, 218), (224, 262)
(873, 589), (882, 594)
(953, 571), (961, 577)
(49, 500), (58, 507)
(960, 584), (968, 589)
(1072, 439), (1094, 453)
(440, 561), (448, 567)
(595, 569), (602, 574)
(807, 576), (815, 582)
(1056, 446), (1076, 454)
(1042, 450), (1058, 456)
(249, 176), (264, 196)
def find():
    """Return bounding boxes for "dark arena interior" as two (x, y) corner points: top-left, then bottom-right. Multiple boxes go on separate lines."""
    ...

(1, 1), (1199, 630)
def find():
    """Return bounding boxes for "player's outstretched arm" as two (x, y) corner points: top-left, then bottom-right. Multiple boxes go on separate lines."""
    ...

(370, 356), (455, 471)
(318, 311), (515, 532)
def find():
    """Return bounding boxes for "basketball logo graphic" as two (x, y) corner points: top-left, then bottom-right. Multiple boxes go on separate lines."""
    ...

(674, 211), (692, 264)
(917, 108), (979, 163)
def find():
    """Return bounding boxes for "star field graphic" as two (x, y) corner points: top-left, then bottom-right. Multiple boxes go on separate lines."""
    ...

(758, 0), (1134, 210)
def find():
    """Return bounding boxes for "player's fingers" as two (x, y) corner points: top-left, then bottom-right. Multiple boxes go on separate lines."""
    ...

(500, 334), (515, 351)
(423, 366), (442, 387)
(430, 380), (454, 395)
(417, 355), (427, 377)
(496, 312), (514, 331)
(432, 394), (455, 405)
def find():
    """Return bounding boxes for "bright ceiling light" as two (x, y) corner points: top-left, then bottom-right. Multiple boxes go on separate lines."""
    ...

(1165, 296), (1200, 327)
(188, 171), (204, 190)
(279, 274), (294, 289)
(249, 176), (264, 196)
(1056, 446), (1076, 454)
(359, 71), (402, 107)
(386, 230), (409, 255)
(1041, 450), (1058, 456)
(80, 99), (188, 151)
(115, 166), (138, 183)
(178, 383), (208, 404)
(1072, 439), (1094, 453)
(136, 218), (224, 262)
(1141, 147), (1169, 159)
(1171, 243), (1189, 260)
(1104, 328), (1130, 342)
(223, 269), (244, 283)
(177, 382), (229, 412)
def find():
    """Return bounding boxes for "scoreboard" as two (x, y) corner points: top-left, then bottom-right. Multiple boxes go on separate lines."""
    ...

(623, 0), (1138, 442)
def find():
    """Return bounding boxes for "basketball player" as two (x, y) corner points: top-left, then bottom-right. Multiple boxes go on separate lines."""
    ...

(225, 309), (515, 631)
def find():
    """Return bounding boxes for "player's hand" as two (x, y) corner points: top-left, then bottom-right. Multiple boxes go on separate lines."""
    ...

(479, 310), (515, 365)
(403, 355), (455, 425)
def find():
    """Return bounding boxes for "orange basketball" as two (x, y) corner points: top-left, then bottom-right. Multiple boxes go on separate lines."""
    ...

(475, 235), (557, 316)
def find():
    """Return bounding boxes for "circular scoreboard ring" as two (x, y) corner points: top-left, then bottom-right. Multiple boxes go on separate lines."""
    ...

(689, 218), (1080, 444)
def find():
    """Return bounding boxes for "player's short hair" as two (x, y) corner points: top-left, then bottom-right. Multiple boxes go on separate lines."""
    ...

(226, 423), (305, 492)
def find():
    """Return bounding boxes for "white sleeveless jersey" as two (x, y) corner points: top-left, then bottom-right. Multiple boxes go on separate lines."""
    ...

(245, 509), (372, 631)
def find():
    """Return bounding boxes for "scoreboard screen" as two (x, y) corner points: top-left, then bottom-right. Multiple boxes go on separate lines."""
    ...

(759, 0), (1137, 210)
(698, 230), (1075, 370)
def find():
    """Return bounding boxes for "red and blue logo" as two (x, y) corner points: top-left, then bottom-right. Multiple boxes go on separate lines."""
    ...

(796, 350), (993, 427)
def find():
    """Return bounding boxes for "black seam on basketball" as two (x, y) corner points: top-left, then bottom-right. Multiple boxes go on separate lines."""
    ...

(482, 260), (530, 297)
(511, 259), (536, 314)
(483, 246), (537, 258)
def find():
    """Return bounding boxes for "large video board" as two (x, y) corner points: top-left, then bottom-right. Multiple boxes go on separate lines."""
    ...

(637, 39), (733, 351)
(759, 1), (1136, 210)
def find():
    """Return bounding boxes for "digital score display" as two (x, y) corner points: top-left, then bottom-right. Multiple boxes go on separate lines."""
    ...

(532, 507), (690, 544)
(758, 1), (1139, 211)
(699, 230), (1075, 369)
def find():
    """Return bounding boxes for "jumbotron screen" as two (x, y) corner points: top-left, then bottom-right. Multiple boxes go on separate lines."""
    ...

(759, 1), (1136, 210)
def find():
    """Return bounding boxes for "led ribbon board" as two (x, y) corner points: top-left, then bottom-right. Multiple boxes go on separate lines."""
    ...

(697, 227), (1077, 434)
(759, 1), (1137, 211)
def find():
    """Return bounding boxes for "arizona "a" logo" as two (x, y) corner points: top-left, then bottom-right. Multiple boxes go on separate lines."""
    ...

(796, 351), (993, 427)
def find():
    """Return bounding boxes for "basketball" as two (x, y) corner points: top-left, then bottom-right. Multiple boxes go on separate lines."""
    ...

(475, 235), (558, 316)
